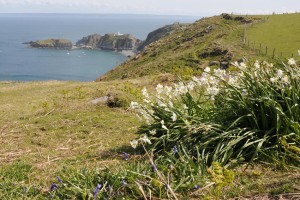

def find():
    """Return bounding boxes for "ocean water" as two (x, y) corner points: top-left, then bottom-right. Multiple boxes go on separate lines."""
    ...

(0, 14), (199, 81)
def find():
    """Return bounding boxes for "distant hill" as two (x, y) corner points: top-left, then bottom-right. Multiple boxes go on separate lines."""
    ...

(97, 14), (263, 81)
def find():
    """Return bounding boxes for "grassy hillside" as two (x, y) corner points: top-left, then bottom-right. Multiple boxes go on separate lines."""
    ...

(246, 13), (300, 58)
(98, 14), (265, 81)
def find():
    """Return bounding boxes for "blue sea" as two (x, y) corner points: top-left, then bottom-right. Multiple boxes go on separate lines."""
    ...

(0, 14), (199, 81)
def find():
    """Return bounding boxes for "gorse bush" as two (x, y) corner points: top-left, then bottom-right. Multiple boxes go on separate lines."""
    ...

(131, 58), (300, 166)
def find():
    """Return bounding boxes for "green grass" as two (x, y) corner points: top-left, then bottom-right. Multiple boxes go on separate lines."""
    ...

(246, 13), (300, 58)
(0, 80), (149, 188)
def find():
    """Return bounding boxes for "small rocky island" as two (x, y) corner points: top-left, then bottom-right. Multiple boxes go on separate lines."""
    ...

(25, 39), (73, 50)
(75, 33), (141, 51)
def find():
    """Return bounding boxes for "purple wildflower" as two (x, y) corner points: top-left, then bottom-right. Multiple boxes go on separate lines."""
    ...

(193, 185), (200, 190)
(50, 183), (59, 191)
(122, 179), (126, 188)
(173, 146), (178, 153)
(93, 183), (102, 199)
(56, 176), (63, 183)
(151, 164), (156, 171)
(122, 152), (129, 161)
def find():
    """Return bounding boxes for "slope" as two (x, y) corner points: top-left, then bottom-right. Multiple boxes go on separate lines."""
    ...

(98, 14), (263, 81)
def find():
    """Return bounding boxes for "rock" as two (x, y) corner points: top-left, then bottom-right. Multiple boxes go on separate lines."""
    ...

(89, 96), (109, 104)
(137, 22), (188, 51)
(76, 34), (102, 49)
(26, 39), (72, 49)
(220, 62), (230, 69)
(237, 58), (246, 63)
(75, 33), (141, 51)
(221, 13), (252, 23)
(209, 61), (220, 66)
(200, 45), (228, 58)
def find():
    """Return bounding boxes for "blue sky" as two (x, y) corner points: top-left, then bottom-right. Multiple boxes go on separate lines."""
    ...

(0, 0), (299, 16)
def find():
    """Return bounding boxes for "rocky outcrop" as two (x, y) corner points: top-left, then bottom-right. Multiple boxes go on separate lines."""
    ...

(221, 13), (253, 23)
(75, 33), (141, 51)
(137, 22), (188, 51)
(75, 34), (102, 49)
(25, 39), (72, 49)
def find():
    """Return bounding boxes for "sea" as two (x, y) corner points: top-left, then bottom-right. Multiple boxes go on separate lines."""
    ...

(0, 14), (199, 81)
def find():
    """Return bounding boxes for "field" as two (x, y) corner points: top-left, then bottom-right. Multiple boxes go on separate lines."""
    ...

(246, 13), (300, 58)
(0, 80), (146, 189)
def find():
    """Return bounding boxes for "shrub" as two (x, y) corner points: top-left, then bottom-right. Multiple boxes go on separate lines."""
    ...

(131, 59), (300, 166)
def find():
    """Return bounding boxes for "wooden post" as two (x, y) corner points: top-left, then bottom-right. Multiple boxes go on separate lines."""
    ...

(243, 27), (246, 44)
(272, 48), (275, 58)
(266, 46), (268, 55)
(281, 51), (282, 58)
(253, 41), (256, 50)
(292, 53), (294, 58)
(259, 43), (262, 54)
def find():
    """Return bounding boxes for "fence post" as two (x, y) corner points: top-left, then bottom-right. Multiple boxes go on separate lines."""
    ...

(281, 51), (282, 58)
(253, 41), (256, 50)
(266, 46), (268, 55)
(272, 48), (275, 58)
(243, 27), (246, 44)
(259, 43), (262, 54)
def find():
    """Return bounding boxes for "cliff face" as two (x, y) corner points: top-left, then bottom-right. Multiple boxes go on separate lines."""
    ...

(75, 34), (102, 49)
(137, 23), (189, 51)
(26, 39), (72, 49)
(76, 33), (141, 51)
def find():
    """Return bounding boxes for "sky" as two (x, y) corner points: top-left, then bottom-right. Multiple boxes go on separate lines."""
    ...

(0, 0), (299, 16)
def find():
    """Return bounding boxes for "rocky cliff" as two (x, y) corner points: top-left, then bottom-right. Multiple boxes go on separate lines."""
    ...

(26, 39), (72, 49)
(75, 33), (141, 51)
(137, 22), (189, 51)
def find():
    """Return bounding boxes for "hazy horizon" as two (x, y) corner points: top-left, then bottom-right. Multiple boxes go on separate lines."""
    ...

(0, 0), (299, 16)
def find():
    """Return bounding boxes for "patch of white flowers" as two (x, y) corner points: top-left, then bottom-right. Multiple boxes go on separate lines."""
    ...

(129, 59), (297, 147)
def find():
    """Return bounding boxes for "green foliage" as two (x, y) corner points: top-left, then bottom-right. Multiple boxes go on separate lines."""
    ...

(133, 59), (300, 166)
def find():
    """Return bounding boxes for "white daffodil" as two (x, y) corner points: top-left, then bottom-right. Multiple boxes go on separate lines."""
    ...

(277, 69), (283, 78)
(142, 87), (149, 99)
(161, 120), (168, 130)
(270, 77), (276, 83)
(239, 62), (247, 70)
(282, 75), (289, 84)
(156, 99), (167, 107)
(254, 60), (260, 69)
(288, 58), (296, 65)
(214, 68), (225, 78)
(171, 112), (177, 122)
(156, 84), (164, 95)
(204, 67), (211, 73)
(207, 87), (220, 96)
(130, 140), (138, 149)
(130, 101), (139, 109)
(149, 129), (156, 135)
(140, 135), (151, 144)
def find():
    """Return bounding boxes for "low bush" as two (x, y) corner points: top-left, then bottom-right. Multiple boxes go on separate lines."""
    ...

(131, 58), (300, 166)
